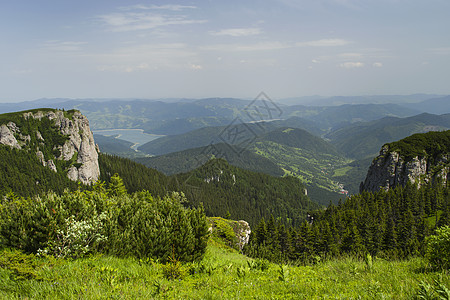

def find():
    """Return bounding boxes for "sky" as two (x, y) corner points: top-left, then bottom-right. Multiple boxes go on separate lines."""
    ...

(1, 0), (450, 102)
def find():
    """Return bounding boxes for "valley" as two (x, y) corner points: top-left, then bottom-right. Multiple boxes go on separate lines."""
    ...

(0, 101), (449, 299)
(3, 1), (450, 298)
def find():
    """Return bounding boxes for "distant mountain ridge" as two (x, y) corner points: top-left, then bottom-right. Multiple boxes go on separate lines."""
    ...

(326, 113), (450, 159)
(1, 95), (446, 136)
(135, 143), (284, 176)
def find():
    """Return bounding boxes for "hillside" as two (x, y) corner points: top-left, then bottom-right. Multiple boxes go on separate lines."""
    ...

(261, 127), (340, 156)
(173, 159), (320, 226)
(286, 103), (420, 129)
(137, 124), (349, 204)
(135, 143), (284, 176)
(326, 113), (450, 159)
(94, 134), (137, 157)
(407, 95), (450, 115)
(137, 122), (279, 156)
(252, 139), (350, 202)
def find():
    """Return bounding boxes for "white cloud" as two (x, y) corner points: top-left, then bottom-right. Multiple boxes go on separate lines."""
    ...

(296, 38), (351, 47)
(372, 62), (383, 67)
(201, 41), (289, 52)
(119, 4), (197, 11)
(13, 69), (33, 75)
(210, 28), (262, 37)
(339, 62), (364, 68)
(427, 47), (450, 55)
(338, 52), (362, 59)
(42, 41), (87, 52)
(189, 64), (203, 70)
(95, 43), (197, 72)
(97, 12), (207, 32)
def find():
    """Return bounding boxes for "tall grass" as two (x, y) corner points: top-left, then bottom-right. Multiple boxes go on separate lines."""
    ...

(0, 245), (448, 299)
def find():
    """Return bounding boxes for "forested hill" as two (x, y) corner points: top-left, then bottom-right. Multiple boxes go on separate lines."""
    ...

(135, 143), (284, 176)
(171, 159), (320, 226)
(260, 127), (341, 156)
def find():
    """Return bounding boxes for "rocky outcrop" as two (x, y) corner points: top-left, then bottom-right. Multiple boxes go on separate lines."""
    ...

(360, 144), (449, 193)
(0, 124), (21, 149)
(1, 109), (99, 185)
(236, 220), (251, 250)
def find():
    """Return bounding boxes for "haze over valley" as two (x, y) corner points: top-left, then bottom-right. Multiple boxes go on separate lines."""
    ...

(1, 1), (450, 298)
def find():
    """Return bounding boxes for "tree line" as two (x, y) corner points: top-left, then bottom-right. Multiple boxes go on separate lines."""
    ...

(245, 181), (449, 263)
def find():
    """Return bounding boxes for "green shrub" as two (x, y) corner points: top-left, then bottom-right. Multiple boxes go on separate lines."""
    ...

(425, 226), (450, 270)
(0, 249), (42, 280)
(0, 177), (209, 263)
(162, 259), (186, 280)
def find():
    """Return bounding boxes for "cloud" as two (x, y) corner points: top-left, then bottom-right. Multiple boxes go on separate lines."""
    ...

(296, 38), (351, 47)
(95, 43), (197, 72)
(427, 47), (450, 55)
(13, 69), (33, 75)
(372, 62), (383, 67)
(201, 41), (289, 52)
(42, 41), (87, 52)
(189, 64), (203, 70)
(97, 11), (206, 32)
(339, 62), (364, 68)
(210, 28), (262, 37)
(119, 4), (197, 11)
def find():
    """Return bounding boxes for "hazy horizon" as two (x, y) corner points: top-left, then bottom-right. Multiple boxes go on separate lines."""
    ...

(1, 0), (449, 102)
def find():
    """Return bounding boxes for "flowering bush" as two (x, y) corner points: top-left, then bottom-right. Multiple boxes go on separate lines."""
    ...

(39, 212), (108, 258)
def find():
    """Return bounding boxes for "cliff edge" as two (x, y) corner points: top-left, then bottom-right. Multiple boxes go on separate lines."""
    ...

(360, 130), (450, 193)
(0, 109), (99, 184)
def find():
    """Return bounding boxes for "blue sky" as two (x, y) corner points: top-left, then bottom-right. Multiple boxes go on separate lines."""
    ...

(1, 0), (449, 102)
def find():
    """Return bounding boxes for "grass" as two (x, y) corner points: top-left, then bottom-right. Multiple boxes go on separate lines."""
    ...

(333, 165), (353, 177)
(0, 240), (448, 299)
(252, 141), (352, 194)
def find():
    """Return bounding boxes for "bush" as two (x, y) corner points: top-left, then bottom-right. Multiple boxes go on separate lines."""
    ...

(0, 177), (209, 263)
(0, 249), (42, 280)
(425, 226), (450, 270)
(162, 259), (186, 280)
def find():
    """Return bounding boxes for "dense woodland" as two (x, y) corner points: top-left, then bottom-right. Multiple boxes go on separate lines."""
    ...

(245, 181), (450, 263)
(175, 159), (319, 227)
(386, 130), (450, 161)
(0, 145), (79, 197)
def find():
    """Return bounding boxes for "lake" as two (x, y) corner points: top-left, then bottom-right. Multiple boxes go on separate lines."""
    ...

(93, 129), (164, 149)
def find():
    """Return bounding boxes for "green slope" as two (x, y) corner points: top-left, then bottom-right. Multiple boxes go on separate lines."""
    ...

(135, 143), (284, 176)
(94, 134), (138, 157)
(326, 113), (450, 159)
(174, 159), (320, 227)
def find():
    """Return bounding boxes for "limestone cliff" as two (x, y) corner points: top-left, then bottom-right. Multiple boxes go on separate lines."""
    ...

(0, 109), (99, 184)
(360, 131), (450, 193)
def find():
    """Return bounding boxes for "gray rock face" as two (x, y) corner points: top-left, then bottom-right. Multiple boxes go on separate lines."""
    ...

(0, 124), (21, 149)
(360, 145), (449, 193)
(51, 111), (100, 184)
(236, 220), (251, 250)
(1, 109), (99, 185)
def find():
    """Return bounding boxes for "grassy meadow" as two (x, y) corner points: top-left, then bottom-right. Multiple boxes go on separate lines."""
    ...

(1, 236), (448, 299)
